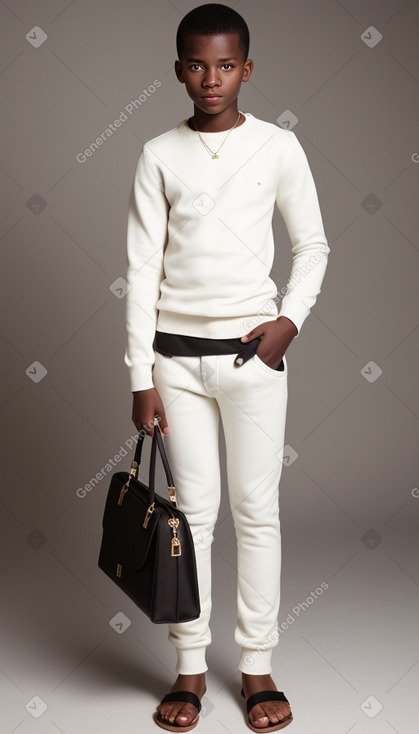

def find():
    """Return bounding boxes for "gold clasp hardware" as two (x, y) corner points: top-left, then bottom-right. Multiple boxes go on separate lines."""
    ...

(168, 517), (181, 557)
(116, 563), (122, 577)
(118, 480), (130, 505)
(118, 461), (138, 505)
(129, 460), (138, 478)
(142, 502), (155, 529)
(168, 486), (178, 504)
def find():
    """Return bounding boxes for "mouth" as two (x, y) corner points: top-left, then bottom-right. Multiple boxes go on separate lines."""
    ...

(201, 95), (222, 103)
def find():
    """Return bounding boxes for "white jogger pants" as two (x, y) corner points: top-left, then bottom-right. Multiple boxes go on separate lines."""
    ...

(151, 347), (288, 675)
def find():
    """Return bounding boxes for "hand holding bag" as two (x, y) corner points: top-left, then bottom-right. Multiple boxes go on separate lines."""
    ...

(98, 419), (201, 623)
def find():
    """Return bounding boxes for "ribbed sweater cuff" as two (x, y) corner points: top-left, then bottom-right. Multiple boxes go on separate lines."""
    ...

(175, 646), (208, 674)
(277, 300), (312, 337)
(129, 363), (155, 392)
(237, 647), (273, 674)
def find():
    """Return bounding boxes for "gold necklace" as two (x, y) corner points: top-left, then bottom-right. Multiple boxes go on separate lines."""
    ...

(191, 112), (242, 159)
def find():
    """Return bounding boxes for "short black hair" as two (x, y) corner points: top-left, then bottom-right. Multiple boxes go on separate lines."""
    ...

(176, 3), (250, 62)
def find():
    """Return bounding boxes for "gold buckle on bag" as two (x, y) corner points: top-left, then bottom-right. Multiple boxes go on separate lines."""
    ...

(168, 486), (178, 504)
(117, 480), (130, 505)
(142, 502), (155, 529)
(168, 517), (181, 556)
(117, 461), (139, 506)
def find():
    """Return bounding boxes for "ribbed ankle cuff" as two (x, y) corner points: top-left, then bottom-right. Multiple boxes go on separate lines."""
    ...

(175, 646), (208, 674)
(238, 647), (273, 674)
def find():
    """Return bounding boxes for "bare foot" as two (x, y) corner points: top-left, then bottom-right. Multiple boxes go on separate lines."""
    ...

(241, 672), (292, 728)
(157, 672), (206, 727)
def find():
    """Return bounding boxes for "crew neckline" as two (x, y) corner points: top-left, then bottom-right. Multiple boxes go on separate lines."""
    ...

(178, 111), (254, 139)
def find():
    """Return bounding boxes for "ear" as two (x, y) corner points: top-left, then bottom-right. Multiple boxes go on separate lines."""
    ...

(174, 60), (185, 84)
(242, 58), (254, 82)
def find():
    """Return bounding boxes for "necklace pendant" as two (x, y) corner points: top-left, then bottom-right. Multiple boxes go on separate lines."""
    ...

(212, 153), (219, 159)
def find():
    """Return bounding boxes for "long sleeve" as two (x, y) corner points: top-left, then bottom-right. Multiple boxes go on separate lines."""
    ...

(275, 131), (330, 336)
(123, 145), (170, 391)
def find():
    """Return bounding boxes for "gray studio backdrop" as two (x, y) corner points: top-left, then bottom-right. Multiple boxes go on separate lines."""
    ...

(1, 1), (418, 733)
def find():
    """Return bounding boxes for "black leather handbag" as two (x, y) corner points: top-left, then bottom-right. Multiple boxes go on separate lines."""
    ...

(98, 420), (201, 624)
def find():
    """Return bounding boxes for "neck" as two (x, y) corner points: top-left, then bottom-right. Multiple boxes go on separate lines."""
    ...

(188, 107), (243, 133)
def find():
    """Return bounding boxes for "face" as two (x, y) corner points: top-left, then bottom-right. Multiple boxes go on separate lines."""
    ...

(175, 32), (253, 116)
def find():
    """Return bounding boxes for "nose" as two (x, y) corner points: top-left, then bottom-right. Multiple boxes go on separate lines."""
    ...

(202, 67), (221, 88)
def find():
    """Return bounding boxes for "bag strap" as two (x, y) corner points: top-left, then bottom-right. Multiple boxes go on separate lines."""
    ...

(133, 429), (146, 467)
(148, 421), (176, 505)
(129, 419), (178, 506)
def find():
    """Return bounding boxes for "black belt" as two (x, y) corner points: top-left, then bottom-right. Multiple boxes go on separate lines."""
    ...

(153, 330), (284, 370)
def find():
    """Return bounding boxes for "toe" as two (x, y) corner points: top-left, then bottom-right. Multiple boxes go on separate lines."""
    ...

(159, 703), (177, 723)
(252, 716), (270, 727)
(249, 703), (270, 728)
(157, 703), (171, 721)
(276, 702), (291, 721)
(263, 703), (280, 724)
(267, 701), (290, 720)
(175, 702), (198, 726)
(264, 701), (286, 723)
(249, 701), (291, 727)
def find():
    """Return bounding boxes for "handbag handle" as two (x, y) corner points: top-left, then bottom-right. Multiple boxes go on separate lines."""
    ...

(148, 421), (176, 505)
(129, 419), (178, 506)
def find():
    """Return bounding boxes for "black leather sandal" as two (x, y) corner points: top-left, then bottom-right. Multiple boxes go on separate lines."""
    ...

(154, 690), (202, 731)
(241, 688), (293, 732)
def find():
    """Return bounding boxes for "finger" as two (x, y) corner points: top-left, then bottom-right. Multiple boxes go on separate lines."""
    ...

(140, 420), (157, 438)
(234, 336), (261, 366)
(242, 325), (266, 341)
(155, 415), (171, 436)
(241, 329), (257, 341)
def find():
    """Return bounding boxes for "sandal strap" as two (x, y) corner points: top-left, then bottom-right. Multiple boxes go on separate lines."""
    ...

(241, 688), (289, 714)
(159, 690), (202, 712)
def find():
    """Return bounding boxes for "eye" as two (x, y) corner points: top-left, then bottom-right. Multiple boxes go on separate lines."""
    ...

(190, 64), (203, 71)
(222, 63), (233, 70)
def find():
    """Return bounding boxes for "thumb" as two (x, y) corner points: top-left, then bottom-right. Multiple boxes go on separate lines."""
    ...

(241, 327), (261, 342)
(155, 413), (171, 437)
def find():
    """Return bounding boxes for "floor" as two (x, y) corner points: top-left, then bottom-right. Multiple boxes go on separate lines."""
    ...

(1, 516), (417, 734)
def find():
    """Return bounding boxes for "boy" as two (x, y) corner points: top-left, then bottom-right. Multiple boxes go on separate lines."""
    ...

(124, 4), (329, 731)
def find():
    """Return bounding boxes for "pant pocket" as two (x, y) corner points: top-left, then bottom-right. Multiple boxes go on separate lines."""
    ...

(252, 352), (288, 376)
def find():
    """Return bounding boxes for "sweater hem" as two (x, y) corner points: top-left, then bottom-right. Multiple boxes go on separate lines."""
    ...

(156, 310), (279, 338)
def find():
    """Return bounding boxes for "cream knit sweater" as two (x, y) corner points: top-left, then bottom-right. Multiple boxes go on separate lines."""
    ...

(124, 112), (330, 392)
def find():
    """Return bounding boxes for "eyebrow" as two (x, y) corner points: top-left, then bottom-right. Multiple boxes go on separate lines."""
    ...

(185, 57), (238, 63)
